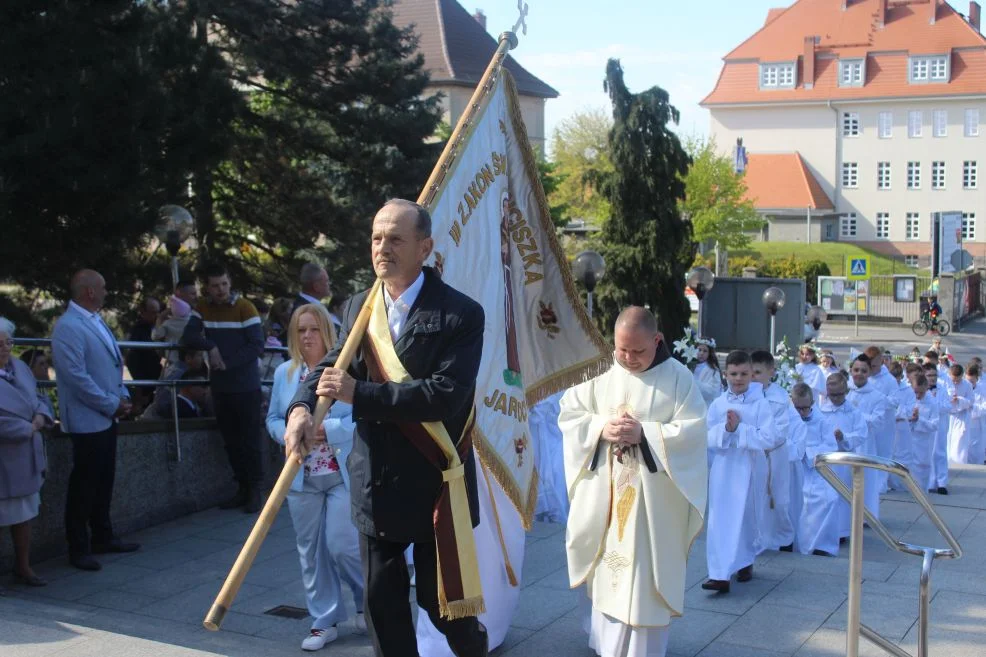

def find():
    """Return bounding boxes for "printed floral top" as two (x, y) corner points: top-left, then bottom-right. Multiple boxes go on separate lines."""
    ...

(299, 366), (341, 477)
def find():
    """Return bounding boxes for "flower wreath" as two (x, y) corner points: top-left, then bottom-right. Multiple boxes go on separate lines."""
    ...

(672, 326), (715, 369)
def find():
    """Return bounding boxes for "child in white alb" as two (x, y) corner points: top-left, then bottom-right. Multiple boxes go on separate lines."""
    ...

(817, 372), (866, 542)
(790, 383), (839, 557)
(907, 372), (939, 492)
(751, 350), (793, 552)
(846, 354), (890, 530)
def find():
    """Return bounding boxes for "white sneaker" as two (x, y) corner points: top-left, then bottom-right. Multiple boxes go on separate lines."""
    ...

(353, 612), (367, 633)
(301, 627), (338, 651)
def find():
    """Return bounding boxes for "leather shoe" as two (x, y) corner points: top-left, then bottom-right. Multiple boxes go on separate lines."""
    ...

(737, 565), (753, 582)
(701, 579), (730, 593)
(779, 543), (794, 552)
(70, 554), (102, 571)
(243, 488), (263, 514)
(92, 540), (140, 554)
(937, 487), (949, 495)
(219, 487), (249, 509)
(812, 549), (836, 557)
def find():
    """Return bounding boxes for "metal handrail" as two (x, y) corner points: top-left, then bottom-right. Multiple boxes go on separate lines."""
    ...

(815, 451), (963, 657)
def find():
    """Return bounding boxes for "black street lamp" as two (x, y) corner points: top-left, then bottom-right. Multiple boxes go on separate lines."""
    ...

(572, 250), (606, 318)
(155, 205), (195, 288)
(762, 286), (786, 352)
(686, 266), (716, 334)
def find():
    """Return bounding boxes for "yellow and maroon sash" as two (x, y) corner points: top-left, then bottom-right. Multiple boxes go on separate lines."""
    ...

(361, 286), (485, 620)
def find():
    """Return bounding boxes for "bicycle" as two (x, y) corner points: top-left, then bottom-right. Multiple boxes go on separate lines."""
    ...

(912, 313), (951, 337)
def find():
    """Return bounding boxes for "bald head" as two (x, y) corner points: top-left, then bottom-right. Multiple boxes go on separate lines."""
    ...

(70, 269), (107, 311)
(615, 306), (659, 336)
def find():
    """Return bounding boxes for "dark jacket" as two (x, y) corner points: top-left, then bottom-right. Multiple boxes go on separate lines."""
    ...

(292, 267), (484, 542)
(181, 294), (264, 394)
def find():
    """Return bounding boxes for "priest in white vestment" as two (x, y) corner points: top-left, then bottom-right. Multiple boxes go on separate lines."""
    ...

(559, 307), (707, 657)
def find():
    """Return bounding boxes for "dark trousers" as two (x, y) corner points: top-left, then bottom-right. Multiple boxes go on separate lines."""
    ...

(65, 425), (118, 555)
(213, 389), (265, 488)
(360, 533), (487, 657)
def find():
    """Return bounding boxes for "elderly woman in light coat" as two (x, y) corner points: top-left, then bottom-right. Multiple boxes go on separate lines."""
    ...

(0, 317), (53, 587)
(266, 304), (364, 651)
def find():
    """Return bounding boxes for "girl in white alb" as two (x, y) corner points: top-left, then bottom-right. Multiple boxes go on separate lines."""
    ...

(692, 339), (723, 407)
(796, 345), (827, 401)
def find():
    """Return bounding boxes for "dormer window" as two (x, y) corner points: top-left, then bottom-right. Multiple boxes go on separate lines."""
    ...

(909, 55), (949, 83)
(839, 59), (865, 87)
(760, 62), (796, 89)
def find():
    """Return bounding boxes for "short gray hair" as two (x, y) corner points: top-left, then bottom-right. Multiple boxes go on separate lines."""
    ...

(383, 199), (432, 238)
(299, 262), (325, 286)
(0, 317), (15, 338)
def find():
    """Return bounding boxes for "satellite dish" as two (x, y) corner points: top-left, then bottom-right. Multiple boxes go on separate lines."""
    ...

(950, 249), (974, 271)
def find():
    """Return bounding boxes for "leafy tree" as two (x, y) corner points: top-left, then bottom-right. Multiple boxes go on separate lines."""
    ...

(589, 60), (694, 341)
(681, 137), (764, 250)
(194, 0), (442, 297)
(549, 108), (612, 227)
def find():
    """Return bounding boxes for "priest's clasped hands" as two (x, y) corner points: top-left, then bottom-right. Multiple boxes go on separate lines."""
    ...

(602, 412), (643, 447)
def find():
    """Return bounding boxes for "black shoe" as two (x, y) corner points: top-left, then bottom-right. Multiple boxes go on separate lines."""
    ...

(737, 565), (753, 582)
(779, 543), (794, 552)
(701, 579), (730, 593)
(243, 488), (263, 514)
(69, 554), (102, 571)
(937, 487), (949, 495)
(219, 487), (249, 510)
(812, 549), (836, 557)
(92, 540), (141, 554)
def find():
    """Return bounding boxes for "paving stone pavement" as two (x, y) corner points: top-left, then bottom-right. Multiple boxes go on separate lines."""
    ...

(2, 465), (986, 657)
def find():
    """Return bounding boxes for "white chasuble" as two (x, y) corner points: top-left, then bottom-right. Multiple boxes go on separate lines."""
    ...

(560, 357), (708, 629)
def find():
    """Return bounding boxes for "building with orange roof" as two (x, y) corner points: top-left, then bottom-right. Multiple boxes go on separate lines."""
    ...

(702, 0), (985, 266)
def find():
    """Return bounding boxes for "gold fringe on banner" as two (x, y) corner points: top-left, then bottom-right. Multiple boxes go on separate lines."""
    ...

(474, 425), (539, 530)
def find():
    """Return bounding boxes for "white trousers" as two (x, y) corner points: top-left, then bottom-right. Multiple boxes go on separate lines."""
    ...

(286, 474), (364, 630)
(582, 596), (669, 657)
(931, 427), (949, 488)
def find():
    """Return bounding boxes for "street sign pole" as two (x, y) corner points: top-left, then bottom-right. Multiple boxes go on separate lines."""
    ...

(854, 281), (859, 338)
(847, 256), (870, 338)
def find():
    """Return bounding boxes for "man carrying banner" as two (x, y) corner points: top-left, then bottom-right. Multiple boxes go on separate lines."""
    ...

(560, 307), (707, 657)
(284, 198), (488, 657)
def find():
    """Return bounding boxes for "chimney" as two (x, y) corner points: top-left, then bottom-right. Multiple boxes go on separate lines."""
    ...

(473, 9), (487, 30)
(803, 36), (817, 89)
(929, 0), (937, 24)
(877, 0), (887, 28)
(971, 2), (982, 32)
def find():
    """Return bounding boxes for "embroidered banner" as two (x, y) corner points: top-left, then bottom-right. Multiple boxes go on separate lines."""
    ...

(424, 71), (609, 524)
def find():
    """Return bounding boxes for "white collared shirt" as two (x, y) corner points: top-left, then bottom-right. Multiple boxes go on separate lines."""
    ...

(69, 300), (119, 359)
(299, 292), (322, 305)
(383, 271), (425, 342)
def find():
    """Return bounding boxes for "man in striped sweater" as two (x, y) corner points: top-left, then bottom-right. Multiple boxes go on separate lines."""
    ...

(182, 263), (266, 512)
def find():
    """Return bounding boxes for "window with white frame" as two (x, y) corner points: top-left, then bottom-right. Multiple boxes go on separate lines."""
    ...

(932, 161), (946, 189)
(962, 213), (976, 241)
(904, 255), (920, 267)
(906, 213), (921, 240)
(908, 110), (923, 137)
(878, 111), (893, 138)
(966, 109), (981, 137)
(964, 161), (978, 189)
(840, 59), (864, 87)
(760, 62), (796, 89)
(841, 213), (857, 238)
(933, 109), (948, 137)
(877, 161), (892, 190)
(910, 55), (949, 82)
(907, 161), (921, 189)
(876, 213), (890, 239)
(842, 162), (858, 188)
(843, 112), (860, 137)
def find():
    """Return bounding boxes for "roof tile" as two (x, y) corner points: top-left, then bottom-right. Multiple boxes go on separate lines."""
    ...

(742, 153), (834, 210)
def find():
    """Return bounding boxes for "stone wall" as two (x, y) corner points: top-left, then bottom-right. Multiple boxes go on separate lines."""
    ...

(0, 420), (283, 571)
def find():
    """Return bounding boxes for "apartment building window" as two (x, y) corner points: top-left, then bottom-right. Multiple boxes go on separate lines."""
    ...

(840, 59), (864, 87)
(760, 62), (796, 89)
(877, 162), (892, 190)
(906, 213), (921, 240)
(908, 110), (923, 137)
(904, 255), (920, 267)
(962, 213), (977, 241)
(909, 55), (949, 82)
(964, 161), (978, 189)
(907, 161), (921, 189)
(878, 111), (893, 138)
(967, 109), (981, 137)
(841, 213), (858, 238)
(932, 161), (946, 189)
(933, 109), (948, 137)
(842, 162), (858, 188)
(876, 213), (890, 239)
(843, 112), (860, 137)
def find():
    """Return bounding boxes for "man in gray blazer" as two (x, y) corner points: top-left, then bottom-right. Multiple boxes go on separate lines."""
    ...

(52, 270), (140, 571)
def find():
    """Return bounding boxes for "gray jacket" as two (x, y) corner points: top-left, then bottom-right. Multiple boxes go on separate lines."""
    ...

(0, 359), (51, 499)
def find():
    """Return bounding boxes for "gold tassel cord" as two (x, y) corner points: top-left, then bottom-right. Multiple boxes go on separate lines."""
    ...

(479, 454), (519, 587)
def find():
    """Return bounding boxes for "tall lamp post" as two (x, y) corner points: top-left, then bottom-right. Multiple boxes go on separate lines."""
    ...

(572, 250), (606, 319)
(762, 286), (786, 352)
(685, 266), (716, 336)
(155, 205), (195, 288)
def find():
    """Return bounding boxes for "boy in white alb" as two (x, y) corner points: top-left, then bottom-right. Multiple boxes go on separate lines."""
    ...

(750, 350), (794, 552)
(703, 351), (774, 594)
(790, 383), (840, 557)
(922, 364), (950, 494)
(889, 363), (921, 490)
(965, 364), (985, 465)
(846, 355), (890, 530)
(945, 364), (974, 464)
(817, 373), (867, 541)
(907, 372), (939, 491)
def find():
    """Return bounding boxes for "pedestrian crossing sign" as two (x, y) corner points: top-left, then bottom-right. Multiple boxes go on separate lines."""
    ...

(847, 256), (870, 281)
